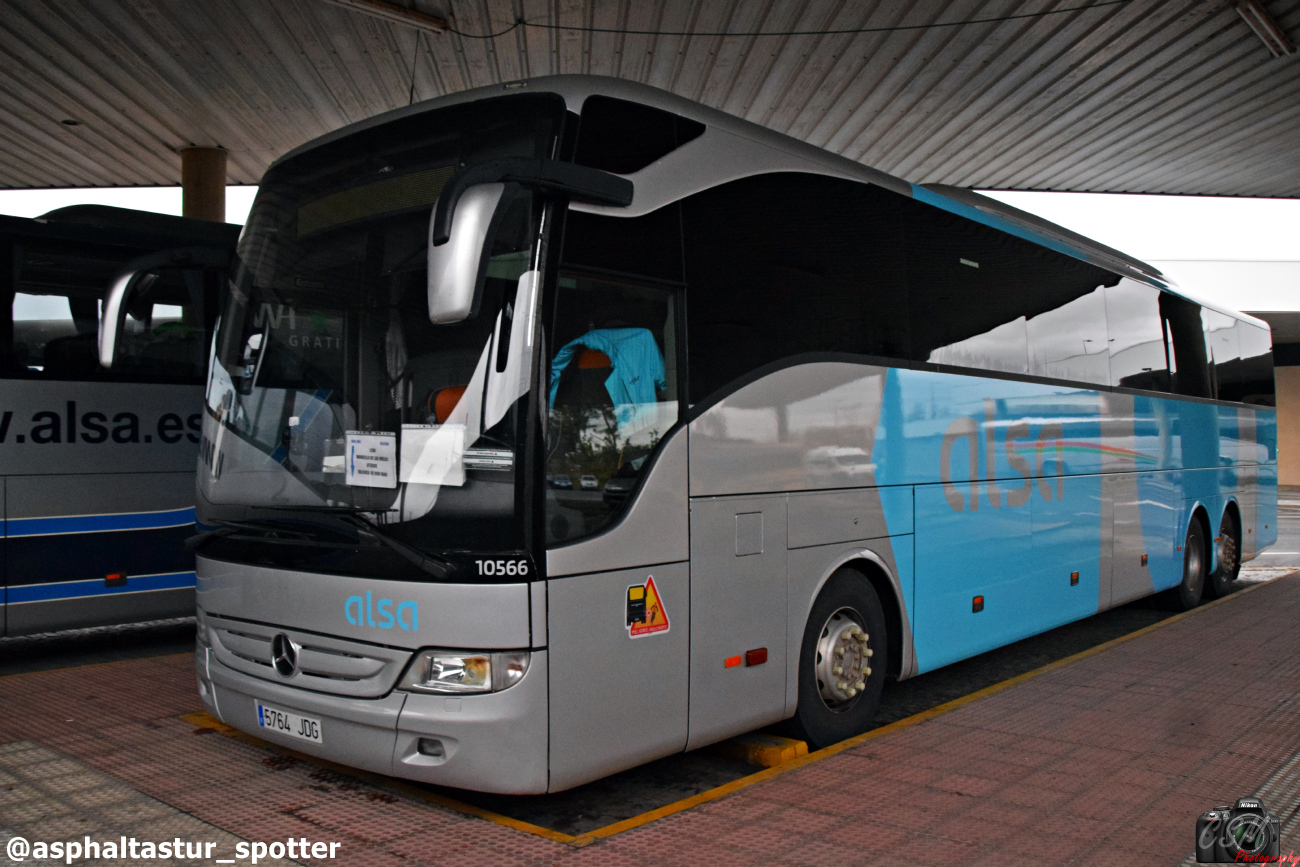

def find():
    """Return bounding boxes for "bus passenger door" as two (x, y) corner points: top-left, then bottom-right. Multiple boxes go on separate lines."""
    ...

(545, 430), (691, 792)
(686, 495), (788, 749)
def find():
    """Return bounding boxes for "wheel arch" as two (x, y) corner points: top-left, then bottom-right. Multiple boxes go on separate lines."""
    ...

(1183, 501), (1213, 541)
(803, 549), (914, 681)
(1221, 496), (1242, 538)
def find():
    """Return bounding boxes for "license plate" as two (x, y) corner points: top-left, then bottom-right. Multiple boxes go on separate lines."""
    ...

(256, 701), (323, 744)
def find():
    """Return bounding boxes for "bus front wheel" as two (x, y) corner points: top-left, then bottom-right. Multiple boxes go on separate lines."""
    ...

(790, 569), (888, 749)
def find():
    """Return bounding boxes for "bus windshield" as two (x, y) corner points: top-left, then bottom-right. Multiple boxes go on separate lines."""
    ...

(197, 95), (562, 574)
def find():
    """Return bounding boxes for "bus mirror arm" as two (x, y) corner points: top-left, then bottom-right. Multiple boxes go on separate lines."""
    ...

(99, 245), (232, 368)
(430, 158), (633, 246)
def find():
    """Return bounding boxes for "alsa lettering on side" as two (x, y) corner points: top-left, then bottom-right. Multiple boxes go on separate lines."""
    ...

(940, 398), (1064, 513)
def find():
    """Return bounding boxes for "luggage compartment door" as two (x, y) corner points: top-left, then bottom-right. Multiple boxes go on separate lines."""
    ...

(686, 494), (788, 750)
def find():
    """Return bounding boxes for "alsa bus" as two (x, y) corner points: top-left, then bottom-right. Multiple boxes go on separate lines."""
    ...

(1, 205), (234, 635)
(136, 77), (1274, 794)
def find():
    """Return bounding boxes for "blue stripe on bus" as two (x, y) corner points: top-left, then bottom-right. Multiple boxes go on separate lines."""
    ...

(5, 571), (197, 604)
(5, 507), (196, 538)
(909, 184), (1092, 267)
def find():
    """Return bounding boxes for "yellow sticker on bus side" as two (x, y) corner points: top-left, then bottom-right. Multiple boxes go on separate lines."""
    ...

(626, 575), (669, 638)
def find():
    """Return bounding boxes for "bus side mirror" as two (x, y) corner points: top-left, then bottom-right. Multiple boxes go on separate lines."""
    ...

(426, 182), (507, 325)
(427, 158), (632, 325)
(99, 246), (230, 368)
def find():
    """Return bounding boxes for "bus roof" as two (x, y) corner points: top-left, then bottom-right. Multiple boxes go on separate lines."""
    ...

(271, 75), (1266, 331)
(0, 205), (241, 250)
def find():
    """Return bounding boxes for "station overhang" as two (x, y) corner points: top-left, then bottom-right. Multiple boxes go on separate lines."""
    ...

(1, 0), (1297, 196)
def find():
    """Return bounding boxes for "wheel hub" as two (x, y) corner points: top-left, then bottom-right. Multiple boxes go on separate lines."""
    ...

(814, 607), (873, 710)
(1218, 530), (1238, 575)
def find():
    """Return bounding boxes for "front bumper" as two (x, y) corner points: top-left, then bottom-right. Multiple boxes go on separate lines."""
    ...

(196, 645), (550, 794)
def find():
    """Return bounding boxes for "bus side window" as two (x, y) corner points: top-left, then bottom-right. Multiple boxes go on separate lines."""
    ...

(10, 292), (89, 377)
(544, 273), (679, 545)
(1160, 292), (1212, 399)
(1105, 279), (1171, 393)
(905, 204), (1031, 376)
(681, 173), (910, 405)
(1237, 323), (1275, 406)
(1202, 308), (1242, 402)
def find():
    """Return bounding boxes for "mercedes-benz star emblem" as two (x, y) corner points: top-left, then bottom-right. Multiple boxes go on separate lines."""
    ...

(271, 633), (299, 678)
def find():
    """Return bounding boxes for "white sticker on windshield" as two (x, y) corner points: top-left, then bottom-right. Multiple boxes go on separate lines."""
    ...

(399, 423), (466, 487)
(345, 431), (397, 488)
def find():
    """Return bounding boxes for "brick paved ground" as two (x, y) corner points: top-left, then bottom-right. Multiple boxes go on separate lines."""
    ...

(2, 574), (1299, 866)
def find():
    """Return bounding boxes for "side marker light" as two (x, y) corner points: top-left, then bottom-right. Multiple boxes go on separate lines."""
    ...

(972, 595), (984, 613)
(1141, 554), (1148, 566)
(725, 655), (742, 668)
(745, 648), (767, 666)
(1070, 571), (1079, 586)
(105, 573), (127, 588)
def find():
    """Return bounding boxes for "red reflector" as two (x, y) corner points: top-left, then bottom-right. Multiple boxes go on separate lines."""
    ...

(745, 648), (767, 666)
(972, 595), (984, 613)
(724, 655), (742, 669)
(105, 573), (127, 587)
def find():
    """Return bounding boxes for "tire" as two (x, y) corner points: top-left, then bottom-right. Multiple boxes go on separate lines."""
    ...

(1204, 509), (1241, 599)
(788, 569), (889, 749)
(1168, 519), (1209, 611)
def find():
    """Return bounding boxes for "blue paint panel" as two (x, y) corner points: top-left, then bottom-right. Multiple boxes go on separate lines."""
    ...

(1033, 472), (1103, 625)
(6, 524), (195, 589)
(7, 571), (196, 603)
(912, 481), (1033, 670)
(879, 485), (913, 537)
(871, 365), (1277, 675)
(6, 507), (196, 538)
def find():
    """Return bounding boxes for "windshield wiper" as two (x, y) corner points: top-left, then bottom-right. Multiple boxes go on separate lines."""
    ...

(331, 514), (452, 580)
(185, 519), (317, 550)
(192, 510), (453, 580)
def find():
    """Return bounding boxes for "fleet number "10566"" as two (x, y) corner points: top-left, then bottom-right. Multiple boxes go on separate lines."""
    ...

(476, 559), (529, 576)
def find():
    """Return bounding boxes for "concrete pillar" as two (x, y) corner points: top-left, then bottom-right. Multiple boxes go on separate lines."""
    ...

(180, 147), (227, 223)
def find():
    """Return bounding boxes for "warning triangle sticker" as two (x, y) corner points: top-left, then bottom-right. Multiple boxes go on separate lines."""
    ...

(627, 575), (670, 638)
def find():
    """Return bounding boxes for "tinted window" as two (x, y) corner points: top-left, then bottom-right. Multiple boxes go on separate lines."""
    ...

(908, 204), (1118, 383)
(908, 207), (1030, 375)
(1026, 284), (1112, 386)
(682, 173), (909, 404)
(1234, 322), (1274, 406)
(1106, 280), (1170, 392)
(1202, 309), (1242, 401)
(1161, 293), (1212, 399)
(574, 96), (705, 175)
(3, 239), (214, 383)
(562, 205), (683, 284)
(544, 275), (679, 546)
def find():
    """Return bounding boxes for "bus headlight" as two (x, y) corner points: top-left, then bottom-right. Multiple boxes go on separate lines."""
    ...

(398, 650), (531, 694)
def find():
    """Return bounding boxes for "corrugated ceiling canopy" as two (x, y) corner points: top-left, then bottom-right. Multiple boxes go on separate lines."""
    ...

(0, 0), (1297, 195)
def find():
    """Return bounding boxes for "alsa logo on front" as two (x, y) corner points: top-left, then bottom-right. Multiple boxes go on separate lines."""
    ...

(941, 398), (1065, 513)
(345, 591), (418, 631)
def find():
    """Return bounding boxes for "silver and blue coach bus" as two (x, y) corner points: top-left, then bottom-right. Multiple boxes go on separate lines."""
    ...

(1, 205), (234, 635)
(148, 77), (1274, 794)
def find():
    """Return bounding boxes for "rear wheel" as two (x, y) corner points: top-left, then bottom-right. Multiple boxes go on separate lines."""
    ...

(789, 569), (888, 749)
(1205, 510), (1241, 599)
(1169, 519), (1208, 611)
